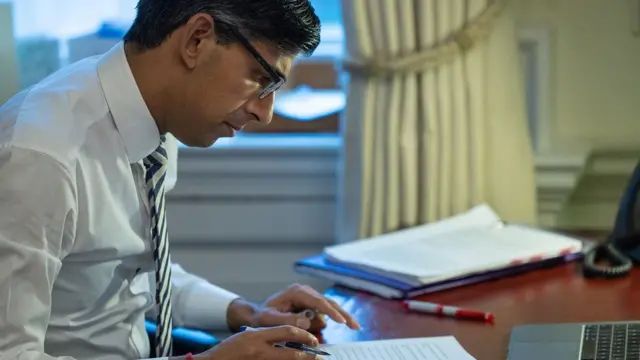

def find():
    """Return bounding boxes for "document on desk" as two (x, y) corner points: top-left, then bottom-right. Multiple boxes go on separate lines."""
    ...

(323, 204), (583, 285)
(318, 336), (476, 359)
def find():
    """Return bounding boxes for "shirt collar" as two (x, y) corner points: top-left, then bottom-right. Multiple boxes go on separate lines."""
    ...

(96, 41), (160, 164)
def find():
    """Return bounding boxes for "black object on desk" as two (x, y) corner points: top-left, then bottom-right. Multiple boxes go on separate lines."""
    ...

(582, 159), (640, 278)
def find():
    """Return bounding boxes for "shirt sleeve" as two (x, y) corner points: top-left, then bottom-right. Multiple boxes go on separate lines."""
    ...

(0, 147), (78, 360)
(161, 264), (241, 331)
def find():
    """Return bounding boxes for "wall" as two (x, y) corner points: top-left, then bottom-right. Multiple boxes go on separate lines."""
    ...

(514, 0), (640, 151)
(167, 137), (338, 302)
(514, 0), (640, 229)
(559, 150), (639, 229)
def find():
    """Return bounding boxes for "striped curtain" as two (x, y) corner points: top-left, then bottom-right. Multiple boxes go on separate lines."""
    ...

(335, 0), (537, 243)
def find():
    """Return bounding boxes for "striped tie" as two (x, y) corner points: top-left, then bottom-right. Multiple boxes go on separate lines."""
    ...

(143, 135), (173, 357)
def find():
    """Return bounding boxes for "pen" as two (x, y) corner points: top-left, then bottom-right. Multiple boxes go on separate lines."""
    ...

(275, 342), (330, 356)
(402, 300), (495, 322)
(238, 326), (330, 356)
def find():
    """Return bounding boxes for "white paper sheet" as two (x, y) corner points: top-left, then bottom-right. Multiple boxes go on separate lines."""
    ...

(318, 336), (476, 360)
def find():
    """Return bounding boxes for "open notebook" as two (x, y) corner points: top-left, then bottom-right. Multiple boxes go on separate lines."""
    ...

(317, 336), (475, 360)
(322, 205), (584, 287)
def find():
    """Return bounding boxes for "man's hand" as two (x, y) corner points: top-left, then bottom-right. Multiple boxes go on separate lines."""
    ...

(227, 284), (360, 333)
(189, 326), (322, 360)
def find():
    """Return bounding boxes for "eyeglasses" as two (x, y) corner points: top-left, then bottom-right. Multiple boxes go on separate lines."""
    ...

(221, 22), (286, 99)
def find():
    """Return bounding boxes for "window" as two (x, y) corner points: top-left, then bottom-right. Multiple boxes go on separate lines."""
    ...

(243, 0), (344, 134)
(10, 0), (345, 135)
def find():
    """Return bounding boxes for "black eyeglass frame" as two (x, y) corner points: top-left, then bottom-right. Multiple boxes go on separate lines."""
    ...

(219, 22), (286, 99)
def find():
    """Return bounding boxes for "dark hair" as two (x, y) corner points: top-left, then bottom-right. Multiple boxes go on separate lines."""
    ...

(123, 0), (321, 56)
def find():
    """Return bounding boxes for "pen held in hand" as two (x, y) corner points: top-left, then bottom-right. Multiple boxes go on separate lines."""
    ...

(275, 342), (330, 356)
(238, 325), (331, 356)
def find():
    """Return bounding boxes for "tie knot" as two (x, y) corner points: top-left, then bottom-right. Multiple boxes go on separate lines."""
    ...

(143, 135), (168, 168)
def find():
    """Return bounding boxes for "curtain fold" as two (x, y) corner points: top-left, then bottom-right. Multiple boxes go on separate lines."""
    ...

(336, 0), (537, 243)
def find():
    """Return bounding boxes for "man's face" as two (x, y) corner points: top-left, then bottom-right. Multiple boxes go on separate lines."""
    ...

(168, 14), (294, 147)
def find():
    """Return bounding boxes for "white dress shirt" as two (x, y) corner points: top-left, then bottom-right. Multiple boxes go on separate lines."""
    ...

(0, 42), (240, 360)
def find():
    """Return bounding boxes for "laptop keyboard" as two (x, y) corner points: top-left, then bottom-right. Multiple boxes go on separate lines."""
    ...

(581, 323), (640, 360)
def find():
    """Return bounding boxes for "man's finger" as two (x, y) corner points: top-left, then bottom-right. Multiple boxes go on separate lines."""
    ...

(252, 325), (319, 346)
(326, 297), (361, 330)
(258, 309), (312, 329)
(308, 314), (327, 333)
(291, 285), (361, 329)
(289, 286), (348, 325)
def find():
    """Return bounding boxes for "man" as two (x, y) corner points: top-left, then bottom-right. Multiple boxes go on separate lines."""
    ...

(0, 0), (360, 359)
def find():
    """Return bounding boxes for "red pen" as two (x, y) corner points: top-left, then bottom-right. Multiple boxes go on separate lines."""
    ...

(402, 300), (495, 322)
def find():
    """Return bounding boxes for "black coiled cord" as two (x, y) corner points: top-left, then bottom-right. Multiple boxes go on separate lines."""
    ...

(582, 241), (634, 278)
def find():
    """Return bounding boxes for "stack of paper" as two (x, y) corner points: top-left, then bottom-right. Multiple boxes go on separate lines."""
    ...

(294, 204), (584, 298)
(317, 336), (476, 360)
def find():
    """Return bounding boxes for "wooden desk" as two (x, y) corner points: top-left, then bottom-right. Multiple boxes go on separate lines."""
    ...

(319, 264), (640, 360)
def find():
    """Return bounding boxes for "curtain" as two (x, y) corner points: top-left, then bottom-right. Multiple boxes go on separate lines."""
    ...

(335, 0), (537, 243)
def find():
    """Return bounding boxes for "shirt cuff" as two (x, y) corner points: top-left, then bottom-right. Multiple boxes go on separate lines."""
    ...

(181, 281), (241, 331)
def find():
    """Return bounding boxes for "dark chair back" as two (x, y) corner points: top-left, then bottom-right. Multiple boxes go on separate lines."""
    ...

(611, 160), (640, 241)
(607, 161), (640, 262)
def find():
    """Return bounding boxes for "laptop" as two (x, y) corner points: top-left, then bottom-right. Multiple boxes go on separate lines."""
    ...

(507, 321), (640, 359)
